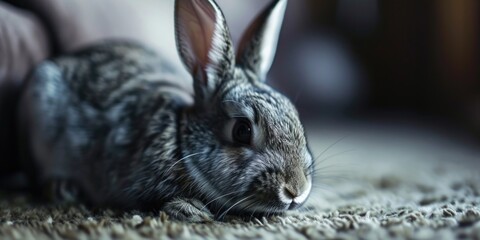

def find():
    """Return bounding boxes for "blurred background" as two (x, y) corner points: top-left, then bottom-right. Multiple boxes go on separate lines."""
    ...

(0, 0), (479, 178)
(267, 0), (480, 140)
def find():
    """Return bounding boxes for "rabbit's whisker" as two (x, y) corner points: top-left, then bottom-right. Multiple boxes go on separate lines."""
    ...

(200, 190), (245, 212)
(311, 135), (350, 166)
(166, 152), (203, 173)
(218, 195), (254, 220)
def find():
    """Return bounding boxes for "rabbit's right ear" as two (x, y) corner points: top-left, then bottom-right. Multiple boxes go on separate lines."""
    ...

(175, 0), (235, 101)
(236, 0), (287, 82)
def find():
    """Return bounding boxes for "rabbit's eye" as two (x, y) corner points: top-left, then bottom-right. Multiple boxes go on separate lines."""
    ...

(232, 118), (252, 145)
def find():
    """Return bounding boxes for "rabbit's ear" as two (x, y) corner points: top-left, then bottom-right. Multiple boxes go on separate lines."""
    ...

(236, 0), (287, 82)
(175, 0), (235, 100)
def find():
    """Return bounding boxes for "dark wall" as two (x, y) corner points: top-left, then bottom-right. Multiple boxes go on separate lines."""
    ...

(271, 0), (479, 137)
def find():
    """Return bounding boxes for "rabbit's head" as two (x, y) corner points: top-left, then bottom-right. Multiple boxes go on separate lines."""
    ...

(176, 0), (313, 215)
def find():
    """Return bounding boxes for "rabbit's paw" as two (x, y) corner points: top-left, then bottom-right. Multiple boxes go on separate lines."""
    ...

(163, 198), (213, 222)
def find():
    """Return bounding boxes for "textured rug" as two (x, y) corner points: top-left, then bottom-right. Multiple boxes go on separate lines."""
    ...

(1, 123), (480, 239)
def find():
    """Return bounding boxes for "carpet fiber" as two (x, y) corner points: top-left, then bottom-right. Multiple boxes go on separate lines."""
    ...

(1, 124), (480, 239)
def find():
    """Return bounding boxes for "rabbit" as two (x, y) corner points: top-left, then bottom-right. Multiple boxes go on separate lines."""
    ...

(17, 0), (314, 222)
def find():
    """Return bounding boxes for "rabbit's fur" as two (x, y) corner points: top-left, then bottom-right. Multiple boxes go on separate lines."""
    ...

(18, 0), (313, 221)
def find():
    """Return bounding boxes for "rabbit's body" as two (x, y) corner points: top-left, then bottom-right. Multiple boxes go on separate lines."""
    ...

(18, 0), (314, 221)
(19, 42), (194, 208)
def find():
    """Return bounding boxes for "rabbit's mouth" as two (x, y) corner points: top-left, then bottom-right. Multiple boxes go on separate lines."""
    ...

(210, 177), (312, 218)
(215, 195), (309, 217)
(225, 169), (313, 214)
(251, 179), (312, 213)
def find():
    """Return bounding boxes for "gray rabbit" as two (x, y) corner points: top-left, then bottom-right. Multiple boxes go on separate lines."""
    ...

(17, 0), (313, 222)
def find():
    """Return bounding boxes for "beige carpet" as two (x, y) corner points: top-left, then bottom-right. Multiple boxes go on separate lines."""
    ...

(1, 123), (480, 239)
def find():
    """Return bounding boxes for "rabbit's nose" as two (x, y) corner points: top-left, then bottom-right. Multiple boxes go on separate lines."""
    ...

(279, 179), (311, 209)
(283, 185), (298, 199)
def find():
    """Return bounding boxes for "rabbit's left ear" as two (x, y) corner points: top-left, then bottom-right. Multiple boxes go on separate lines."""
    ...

(175, 0), (235, 101)
(236, 0), (287, 82)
